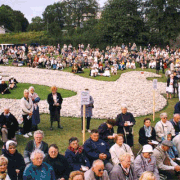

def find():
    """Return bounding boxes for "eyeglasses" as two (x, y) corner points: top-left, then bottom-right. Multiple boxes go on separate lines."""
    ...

(98, 169), (105, 172)
(163, 117), (167, 119)
(34, 157), (43, 161)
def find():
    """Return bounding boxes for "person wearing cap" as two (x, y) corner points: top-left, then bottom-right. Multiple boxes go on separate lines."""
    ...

(116, 104), (136, 147)
(134, 144), (159, 179)
(153, 140), (180, 179)
(155, 112), (175, 142)
(0, 107), (19, 143)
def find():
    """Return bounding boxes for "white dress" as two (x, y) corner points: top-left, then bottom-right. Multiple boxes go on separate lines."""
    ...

(168, 78), (174, 94)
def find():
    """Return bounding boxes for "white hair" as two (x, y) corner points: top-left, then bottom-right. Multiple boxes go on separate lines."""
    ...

(4, 107), (10, 110)
(121, 104), (127, 109)
(92, 159), (104, 168)
(119, 153), (131, 162)
(174, 114), (180, 118)
(160, 112), (167, 119)
(30, 149), (45, 160)
(34, 130), (44, 138)
(29, 86), (35, 91)
(24, 89), (29, 94)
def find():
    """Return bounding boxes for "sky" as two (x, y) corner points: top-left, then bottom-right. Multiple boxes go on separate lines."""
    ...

(0, 0), (107, 23)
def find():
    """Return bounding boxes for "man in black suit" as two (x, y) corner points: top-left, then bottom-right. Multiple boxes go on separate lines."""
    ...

(47, 86), (63, 130)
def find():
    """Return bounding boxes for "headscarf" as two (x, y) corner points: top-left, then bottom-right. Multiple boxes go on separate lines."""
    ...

(6, 140), (17, 150)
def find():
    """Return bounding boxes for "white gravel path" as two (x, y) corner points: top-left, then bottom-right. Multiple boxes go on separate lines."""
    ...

(0, 66), (167, 119)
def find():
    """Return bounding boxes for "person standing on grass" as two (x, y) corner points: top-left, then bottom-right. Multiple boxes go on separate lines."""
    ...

(47, 86), (63, 130)
(81, 89), (94, 133)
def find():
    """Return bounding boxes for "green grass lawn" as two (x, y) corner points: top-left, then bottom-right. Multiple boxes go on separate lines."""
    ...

(0, 83), (76, 100)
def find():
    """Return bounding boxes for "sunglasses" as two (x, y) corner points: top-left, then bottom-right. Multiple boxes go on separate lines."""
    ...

(98, 169), (105, 172)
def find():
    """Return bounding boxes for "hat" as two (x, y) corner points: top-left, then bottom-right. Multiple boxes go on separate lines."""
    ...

(6, 140), (17, 150)
(162, 140), (173, 147)
(142, 144), (153, 153)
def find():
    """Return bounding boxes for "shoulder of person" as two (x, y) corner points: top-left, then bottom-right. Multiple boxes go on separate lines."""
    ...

(42, 141), (48, 146)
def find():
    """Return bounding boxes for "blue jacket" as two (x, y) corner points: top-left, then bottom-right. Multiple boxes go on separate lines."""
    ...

(65, 149), (90, 171)
(83, 138), (111, 165)
(23, 162), (56, 180)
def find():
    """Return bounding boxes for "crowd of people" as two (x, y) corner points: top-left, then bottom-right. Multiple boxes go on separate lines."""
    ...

(1, 43), (180, 78)
(1, 43), (180, 180)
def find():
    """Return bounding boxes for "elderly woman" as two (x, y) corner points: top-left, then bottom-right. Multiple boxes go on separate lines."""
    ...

(69, 171), (84, 180)
(139, 118), (156, 146)
(21, 89), (33, 138)
(47, 86), (63, 130)
(3, 140), (25, 180)
(65, 137), (90, 171)
(29, 86), (40, 131)
(98, 119), (116, 147)
(116, 104), (136, 147)
(0, 155), (10, 180)
(155, 112), (175, 142)
(109, 134), (134, 165)
(24, 130), (48, 166)
(139, 171), (156, 180)
(44, 144), (70, 180)
(23, 149), (56, 180)
(109, 153), (136, 180)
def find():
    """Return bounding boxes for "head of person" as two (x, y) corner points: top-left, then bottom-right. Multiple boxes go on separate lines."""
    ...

(30, 149), (45, 167)
(29, 86), (35, 94)
(173, 114), (180, 123)
(121, 104), (127, 114)
(48, 144), (59, 159)
(51, 86), (57, 94)
(92, 160), (105, 177)
(144, 118), (151, 127)
(69, 171), (84, 180)
(24, 89), (29, 99)
(90, 129), (99, 142)
(0, 155), (8, 175)
(1, 80), (5, 84)
(119, 153), (131, 169)
(69, 137), (79, 150)
(167, 133), (172, 141)
(6, 140), (17, 155)
(139, 171), (156, 180)
(106, 119), (116, 129)
(160, 112), (168, 123)
(3, 107), (10, 115)
(34, 130), (44, 144)
(142, 144), (153, 159)
(161, 140), (173, 152)
(115, 134), (124, 146)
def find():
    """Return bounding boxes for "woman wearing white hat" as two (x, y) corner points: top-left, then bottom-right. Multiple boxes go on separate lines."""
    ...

(134, 144), (159, 179)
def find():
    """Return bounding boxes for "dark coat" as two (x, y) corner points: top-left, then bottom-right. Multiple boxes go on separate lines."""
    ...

(98, 123), (114, 146)
(47, 92), (63, 112)
(174, 101), (180, 114)
(43, 154), (70, 180)
(170, 119), (180, 136)
(3, 150), (25, 180)
(0, 83), (10, 94)
(116, 112), (135, 147)
(65, 149), (90, 171)
(83, 138), (111, 166)
(138, 126), (156, 146)
(0, 112), (19, 139)
(173, 76), (179, 88)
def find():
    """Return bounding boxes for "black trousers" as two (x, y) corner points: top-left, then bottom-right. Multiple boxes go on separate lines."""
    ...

(174, 87), (179, 97)
(22, 115), (32, 135)
(81, 117), (91, 130)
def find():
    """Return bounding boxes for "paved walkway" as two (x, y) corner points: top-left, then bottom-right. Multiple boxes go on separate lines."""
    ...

(0, 66), (167, 119)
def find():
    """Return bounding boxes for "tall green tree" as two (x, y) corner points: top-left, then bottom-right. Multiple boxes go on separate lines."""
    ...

(99, 0), (144, 45)
(27, 16), (44, 31)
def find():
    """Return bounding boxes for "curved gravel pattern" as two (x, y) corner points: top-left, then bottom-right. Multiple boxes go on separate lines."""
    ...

(0, 66), (167, 119)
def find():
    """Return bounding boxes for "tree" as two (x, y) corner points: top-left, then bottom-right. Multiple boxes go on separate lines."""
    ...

(99, 0), (144, 45)
(27, 16), (45, 31)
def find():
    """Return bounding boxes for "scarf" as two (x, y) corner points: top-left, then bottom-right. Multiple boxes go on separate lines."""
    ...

(68, 146), (83, 154)
(144, 125), (152, 137)
(120, 163), (130, 177)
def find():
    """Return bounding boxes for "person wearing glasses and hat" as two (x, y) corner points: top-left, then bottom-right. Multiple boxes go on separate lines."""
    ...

(134, 145), (159, 179)
(153, 140), (180, 179)
(154, 112), (175, 142)
(84, 159), (109, 180)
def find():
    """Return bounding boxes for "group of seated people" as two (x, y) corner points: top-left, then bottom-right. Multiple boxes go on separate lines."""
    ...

(0, 76), (18, 95)
(2, 102), (180, 180)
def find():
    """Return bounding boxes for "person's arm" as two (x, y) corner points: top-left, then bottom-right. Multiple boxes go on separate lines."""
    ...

(105, 142), (111, 160)
(139, 128), (148, 145)
(50, 167), (56, 180)
(65, 151), (76, 171)
(170, 123), (176, 137)
(109, 147), (120, 165)
(61, 157), (70, 180)
(11, 114), (19, 131)
(47, 94), (54, 106)
(21, 99), (31, 114)
(134, 156), (144, 178)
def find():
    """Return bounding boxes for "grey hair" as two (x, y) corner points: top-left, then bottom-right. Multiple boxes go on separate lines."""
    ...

(0, 155), (8, 165)
(9, 142), (17, 147)
(121, 104), (127, 109)
(160, 112), (167, 119)
(29, 86), (35, 91)
(4, 107), (10, 110)
(34, 130), (44, 138)
(174, 114), (180, 118)
(92, 159), (104, 168)
(30, 149), (45, 161)
(24, 89), (29, 94)
(119, 153), (131, 162)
